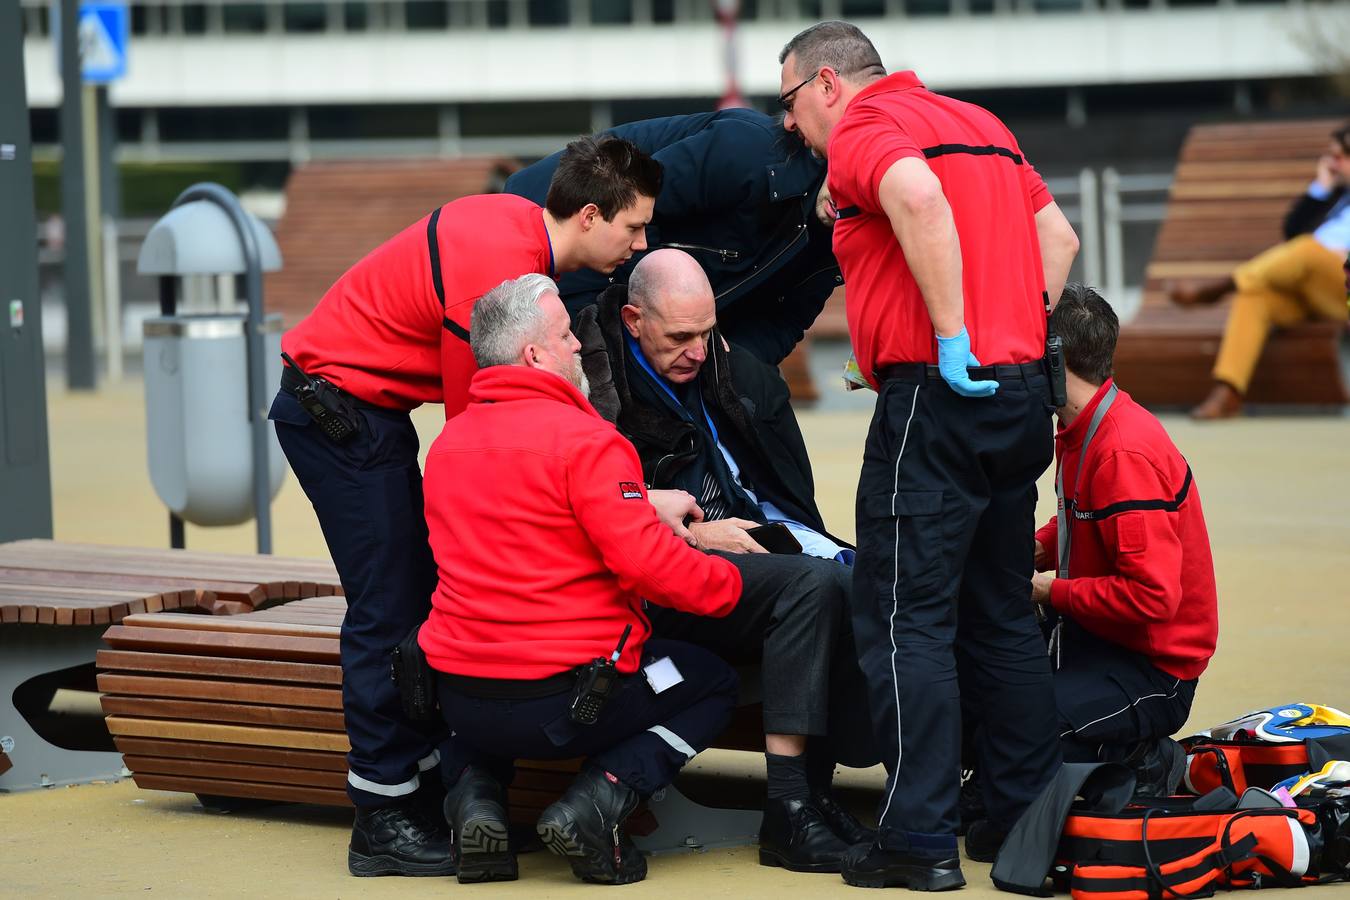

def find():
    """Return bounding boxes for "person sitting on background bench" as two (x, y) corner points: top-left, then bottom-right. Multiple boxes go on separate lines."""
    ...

(1171, 122), (1350, 420)
(574, 248), (876, 875)
(417, 274), (743, 886)
(983, 285), (1218, 862)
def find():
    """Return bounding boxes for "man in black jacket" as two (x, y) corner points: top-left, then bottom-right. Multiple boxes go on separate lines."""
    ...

(506, 109), (841, 366)
(1171, 122), (1350, 419)
(577, 248), (876, 875)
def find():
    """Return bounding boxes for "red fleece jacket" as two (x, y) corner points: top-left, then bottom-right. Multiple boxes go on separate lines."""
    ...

(1035, 379), (1218, 681)
(418, 365), (741, 680)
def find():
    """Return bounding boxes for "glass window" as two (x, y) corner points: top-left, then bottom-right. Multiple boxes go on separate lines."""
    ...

(159, 106), (291, 142)
(592, 0), (633, 23)
(222, 3), (268, 32)
(407, 0), (451, 27)
(284, 3), (330, 31)
(459, 101), (592, 137)
(308, 104), (441, 139)
(529, 0), (571, 25)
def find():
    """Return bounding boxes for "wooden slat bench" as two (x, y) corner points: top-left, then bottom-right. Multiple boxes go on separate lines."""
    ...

(0, 540), (340, 793)
(98, 597), (765, 849)
(1115, 118), (1348, 408)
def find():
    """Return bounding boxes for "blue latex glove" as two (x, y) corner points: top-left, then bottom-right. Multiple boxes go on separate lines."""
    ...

(936, 328), (999, 397)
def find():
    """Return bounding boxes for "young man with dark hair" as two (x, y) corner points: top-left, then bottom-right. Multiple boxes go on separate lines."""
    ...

(776, 19), (1079, 890)
(268, 137), (660, 878)
(1022, 284), (1218, 844)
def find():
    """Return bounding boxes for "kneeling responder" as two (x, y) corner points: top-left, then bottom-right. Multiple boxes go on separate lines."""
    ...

(417, 274), (743, 885)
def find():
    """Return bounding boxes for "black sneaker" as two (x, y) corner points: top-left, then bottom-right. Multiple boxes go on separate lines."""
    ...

(1128, 737), (1186, 799)
(841, 842), (966, 891)
(445, 766), (518, 883)
(536, 767), (647, 885)
(962, 819), (1009, 863)
(814, 793), (878, 846)
(759, 797), (854, 873)
(348, 803), (457, 877)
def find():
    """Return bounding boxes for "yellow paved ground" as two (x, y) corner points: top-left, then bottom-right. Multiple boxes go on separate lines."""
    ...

(4, 370), (1349, 898)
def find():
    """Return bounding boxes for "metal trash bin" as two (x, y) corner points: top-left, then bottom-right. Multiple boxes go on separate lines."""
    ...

(143, 313), (285, 526)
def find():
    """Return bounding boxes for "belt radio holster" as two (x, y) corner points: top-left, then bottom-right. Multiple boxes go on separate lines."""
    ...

(1043, 291), (1068, 408)
(281, 352), (363, 445)
(391, 624), (439, 722)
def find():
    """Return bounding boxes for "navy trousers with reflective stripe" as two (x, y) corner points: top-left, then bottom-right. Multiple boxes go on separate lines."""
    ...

(269, 388), (447, 808)
(436, 639), (738, 796)
(852, 373), (1062, 855)
(1054, 623), (1197, 762)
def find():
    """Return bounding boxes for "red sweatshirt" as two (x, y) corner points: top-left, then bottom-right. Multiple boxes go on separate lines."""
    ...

(418, 365), (741, 680)
(1034, 379), (1218, 681)
(281, 194), (552, 413)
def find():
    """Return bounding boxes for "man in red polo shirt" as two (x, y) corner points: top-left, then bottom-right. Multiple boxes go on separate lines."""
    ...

(777, 21), (1080, 890)
(269, 137), (662, 878)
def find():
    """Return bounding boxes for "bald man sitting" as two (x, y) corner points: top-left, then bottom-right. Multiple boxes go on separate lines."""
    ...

(573, 249), (877, 875)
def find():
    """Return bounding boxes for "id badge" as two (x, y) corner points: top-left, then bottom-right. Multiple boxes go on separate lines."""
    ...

(642, 656), (684, 694)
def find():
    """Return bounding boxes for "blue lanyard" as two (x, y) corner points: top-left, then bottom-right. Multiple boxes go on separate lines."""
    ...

(624, 331), (719, 446)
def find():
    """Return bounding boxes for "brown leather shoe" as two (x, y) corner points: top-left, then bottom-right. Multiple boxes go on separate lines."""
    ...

(1169, 278), (1235, 307)
(1190, 382), (1243, 420)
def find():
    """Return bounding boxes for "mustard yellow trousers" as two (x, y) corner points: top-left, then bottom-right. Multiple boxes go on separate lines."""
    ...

(1213, 235), (1348, 393)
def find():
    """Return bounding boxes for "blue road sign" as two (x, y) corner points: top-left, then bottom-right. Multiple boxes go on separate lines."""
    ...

(76, 2), (129, 83)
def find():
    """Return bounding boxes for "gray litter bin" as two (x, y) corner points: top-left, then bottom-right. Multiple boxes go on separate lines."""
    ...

(143, 313), (285, 526)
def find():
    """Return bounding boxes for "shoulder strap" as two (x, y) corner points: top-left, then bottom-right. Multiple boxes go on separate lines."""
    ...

(427, 206), (471, 343)
(991, 762), (1136, 896)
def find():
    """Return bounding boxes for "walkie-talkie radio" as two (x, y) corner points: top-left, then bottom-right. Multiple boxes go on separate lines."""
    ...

(569, 624), (632, 725)
(1042, 291), (1068, 408)
(281, 351), (362, 444)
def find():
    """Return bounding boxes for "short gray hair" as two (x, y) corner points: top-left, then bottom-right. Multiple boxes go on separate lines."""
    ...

(470, 273), (558, 369)
(779, 21), (886, 81)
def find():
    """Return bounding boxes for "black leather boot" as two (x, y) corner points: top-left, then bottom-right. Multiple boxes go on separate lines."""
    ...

(759, 797), (854, 873)
(814, 793), (878, 846)
(841, 842), (966, 891)
(445, 766), (517, 883)
(536, 767), (647, 885)
(348, 803), (457, 877)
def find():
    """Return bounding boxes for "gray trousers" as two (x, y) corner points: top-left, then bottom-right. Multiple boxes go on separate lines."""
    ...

(646, 551), (877, 767)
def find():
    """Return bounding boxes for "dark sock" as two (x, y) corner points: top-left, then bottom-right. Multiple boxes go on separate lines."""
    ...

(766, 752), (811, 802)
(805, 737), (836, 795)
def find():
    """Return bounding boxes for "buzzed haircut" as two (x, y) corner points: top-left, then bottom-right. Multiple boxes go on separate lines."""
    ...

(544, 136), (664, 222)
(778, 21), (886, 81)
(1050, 283), (1119, 387)
(470, 273), (557, 369)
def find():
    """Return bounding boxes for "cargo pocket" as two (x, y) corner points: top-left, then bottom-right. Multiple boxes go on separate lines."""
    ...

(858, 490), (946, 600)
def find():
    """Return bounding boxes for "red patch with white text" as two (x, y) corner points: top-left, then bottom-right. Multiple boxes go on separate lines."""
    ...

(619, 482), (644, 500)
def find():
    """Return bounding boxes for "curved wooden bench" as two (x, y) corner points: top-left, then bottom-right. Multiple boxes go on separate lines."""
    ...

(0, 540), (341, 793)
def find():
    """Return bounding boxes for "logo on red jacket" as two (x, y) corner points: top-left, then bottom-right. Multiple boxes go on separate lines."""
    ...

(619, 482), (643, 499)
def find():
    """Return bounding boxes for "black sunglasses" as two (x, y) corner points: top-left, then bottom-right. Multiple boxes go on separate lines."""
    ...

(778, 71), (820, 113)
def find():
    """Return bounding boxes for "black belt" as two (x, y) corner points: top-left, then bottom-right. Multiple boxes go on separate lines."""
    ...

(877, 360), (1045, 385)
(440, 669), (579, 701)
(279, 364), (384, 410)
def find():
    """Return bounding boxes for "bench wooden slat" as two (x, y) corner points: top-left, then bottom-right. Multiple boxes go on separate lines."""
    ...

(123, 755), (347, 790)
(119, 612), (341, 640)
(113, 737), (346, 772)
(96, 649), (343, 685)
(104, 716), (350, 752)
(132, 773), (351, 806)
(100, 696), (346, 731)
(97, 673), (342, 710)
(102, 625), (341, 663)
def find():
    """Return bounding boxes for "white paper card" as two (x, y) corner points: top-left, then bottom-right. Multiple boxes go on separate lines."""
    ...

(643, 656), (684, 694)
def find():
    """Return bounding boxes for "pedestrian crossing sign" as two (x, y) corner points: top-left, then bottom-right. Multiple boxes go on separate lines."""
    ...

(75, 2), (129, 83)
